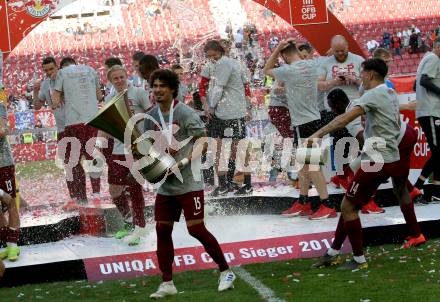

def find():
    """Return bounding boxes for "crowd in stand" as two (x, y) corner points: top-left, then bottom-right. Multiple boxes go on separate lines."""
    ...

(367, 24), (440, 57)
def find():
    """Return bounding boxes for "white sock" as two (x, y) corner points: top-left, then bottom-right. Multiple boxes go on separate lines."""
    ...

(7, 242), (17, 247)
(327, 247), (340, 256)
(353, 255), (366, 263)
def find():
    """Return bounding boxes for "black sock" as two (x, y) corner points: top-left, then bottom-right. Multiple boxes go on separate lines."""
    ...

(298, 195), (307, 205)
(434, 184), (440, 197)
(311, 198), (320, 212)
(415, 178), (425, 190)
(244, 174), (251, 188)
(321, 198), (333, 209)
(219, 175), (227, 188)
(227, 160), (236, 184)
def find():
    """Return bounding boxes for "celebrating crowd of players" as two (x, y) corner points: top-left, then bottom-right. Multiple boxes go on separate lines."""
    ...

(1, 33), (440, 296)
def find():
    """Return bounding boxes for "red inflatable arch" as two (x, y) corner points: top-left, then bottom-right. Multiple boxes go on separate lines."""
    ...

(0, 0), (364, 60)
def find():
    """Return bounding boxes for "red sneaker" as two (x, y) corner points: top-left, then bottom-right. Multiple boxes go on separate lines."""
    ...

(338, 176), (351, 191)
(330, 175), (341, 188)
(281, 201), (305, 217)
(91, 197), (101, 207)
(403, 234), (426, 248)
(331, 175), (350, 190)
(309, 205), (337, 220)
(361, 199), (385, 214)
(409, 187), (422, 201)
(62, 200), (79, 212)
(300, 202), (313, 216)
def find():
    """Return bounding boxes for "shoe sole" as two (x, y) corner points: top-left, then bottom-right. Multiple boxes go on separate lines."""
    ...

(309, 213), (337, 220)
(281, 212), (302, 217)
(403, 240), (427, 249)
(234, 191), (253, 196)
(337, 263), (368, 271)
(218, 284), (235, 292)
(362, 210), (385, 214)
(150, 293), (178, 299)
(312, 257), (342, 268)
(8, 250), (20, 262)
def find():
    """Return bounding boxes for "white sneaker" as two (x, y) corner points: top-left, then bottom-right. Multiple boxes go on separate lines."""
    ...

(218, 269), (236, 292)
(149, 281), (178, 299)
(123, 225), (147, 246)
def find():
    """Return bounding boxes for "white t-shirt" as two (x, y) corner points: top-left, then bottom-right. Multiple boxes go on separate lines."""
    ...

(345, 100), (363, 137)
(38, 78), (66, 132)
(319, 52), (365, 101)
(416, 52), (440, 118)
(272, 59), (321, 126)
(209, 56), (247, 120)
(355, 84), (400, 163)
(54, 64), (100, 126)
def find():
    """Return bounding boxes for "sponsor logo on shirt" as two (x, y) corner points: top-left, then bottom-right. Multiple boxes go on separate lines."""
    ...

(331, 63), (356, 79)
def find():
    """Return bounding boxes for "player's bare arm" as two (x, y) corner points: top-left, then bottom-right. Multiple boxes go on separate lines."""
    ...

(32, 80), (44, 110)
(263, 39), (292, 78)
(318, 74), (344, 92)
(399, 101), (417, 111)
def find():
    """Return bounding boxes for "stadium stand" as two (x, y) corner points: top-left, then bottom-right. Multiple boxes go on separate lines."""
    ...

(2, 0), (440, 97)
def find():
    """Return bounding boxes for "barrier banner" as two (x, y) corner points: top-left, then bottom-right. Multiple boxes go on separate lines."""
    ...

(14, 111), (35, 129)
(292, 0), (328, 26)
(389, 76), (430, 169)
(34, 109), (55, 128)
(84, 231), (350, 282)
(12, 141), (57, 162)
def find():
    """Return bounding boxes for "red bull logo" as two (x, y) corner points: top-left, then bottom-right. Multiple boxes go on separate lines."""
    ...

(25, 0), (52, 18)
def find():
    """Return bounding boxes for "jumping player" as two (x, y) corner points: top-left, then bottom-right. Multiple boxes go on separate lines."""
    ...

(264, 39), (335, 220)
(144, 69), (235, 299)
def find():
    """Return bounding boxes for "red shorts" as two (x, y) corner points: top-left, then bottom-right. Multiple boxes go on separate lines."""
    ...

(268, 106), (294, 138)
(155, 191), (205, 222)
(0, 165), (16, 199)
(60, 124), (98, 164)
(108, 154), (136, 185)
(345, 126), (417, 206)
(397, 125), (417, 173)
